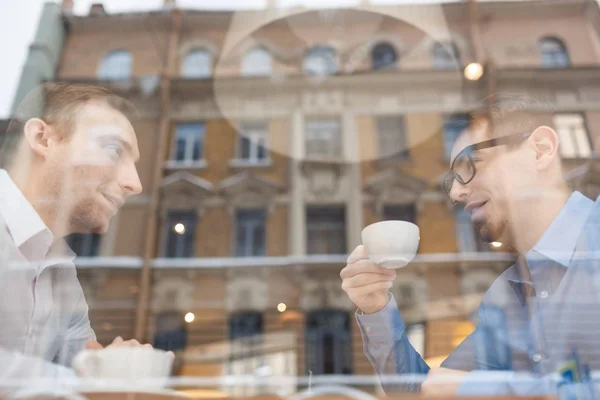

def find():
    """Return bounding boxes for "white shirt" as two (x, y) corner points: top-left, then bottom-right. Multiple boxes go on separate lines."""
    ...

(0, 170), (95, 391)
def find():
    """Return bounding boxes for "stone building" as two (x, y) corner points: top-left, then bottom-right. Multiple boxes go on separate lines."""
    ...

(4, 0), (600, 395)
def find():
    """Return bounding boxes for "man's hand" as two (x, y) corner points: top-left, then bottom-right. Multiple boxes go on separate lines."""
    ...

(340, 245), (396, 314)
(421, 367), (468, 396)
(85, 336), (153, 350)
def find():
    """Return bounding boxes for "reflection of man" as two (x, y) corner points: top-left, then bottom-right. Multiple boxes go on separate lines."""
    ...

(0, 83), (144, 385)
(341, 95), (600, 396)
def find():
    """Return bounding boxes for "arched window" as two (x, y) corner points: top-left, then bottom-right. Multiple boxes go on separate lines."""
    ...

(98, 50), (132, 80)
(371, 42), (397, 70)
(181, 49), (212, 78)
(432, 42), (461, 70)
(305, 310), (352, 375)
(241, 47), (273, 77)
(303, 46), (338, 77)
(539, 37), (570, 68)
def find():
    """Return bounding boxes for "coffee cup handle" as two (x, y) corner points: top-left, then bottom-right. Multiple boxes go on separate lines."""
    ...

(73, 350), (97, 377)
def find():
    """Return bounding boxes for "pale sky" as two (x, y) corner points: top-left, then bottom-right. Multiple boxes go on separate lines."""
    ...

(0, 0), (583, 118)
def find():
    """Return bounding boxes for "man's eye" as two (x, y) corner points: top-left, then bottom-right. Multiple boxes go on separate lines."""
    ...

(104, 144), (122, 158)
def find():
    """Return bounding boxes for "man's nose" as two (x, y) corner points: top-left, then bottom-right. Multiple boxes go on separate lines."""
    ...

(449, 179), (470, 204)
(120, 163), (143, 197)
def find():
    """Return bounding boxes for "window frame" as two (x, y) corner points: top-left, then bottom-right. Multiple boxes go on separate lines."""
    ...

(305, 118), (343, 160)
(552, 113), (592, 159)
(306, 206), (347, 255)
(98, 50), (133, 81)
(375, 115), (409, 160)
(234, 209), (267, 257)
(181, 49), (213, 79)
(241, 47), (273, 77)
(236, 121), (270, 164)
(171, 123), (205, 165)
(162, 209), (197, 258)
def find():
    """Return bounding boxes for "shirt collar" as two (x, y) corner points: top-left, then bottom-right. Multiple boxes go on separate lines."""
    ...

(0, 169), (54, 260)
(527, 191), (594, 268)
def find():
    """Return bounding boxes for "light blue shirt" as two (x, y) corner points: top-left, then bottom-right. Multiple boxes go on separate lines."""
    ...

(356, 191), (598, 395)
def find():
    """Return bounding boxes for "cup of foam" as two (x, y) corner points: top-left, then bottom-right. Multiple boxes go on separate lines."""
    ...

(361, 221), (420, 269)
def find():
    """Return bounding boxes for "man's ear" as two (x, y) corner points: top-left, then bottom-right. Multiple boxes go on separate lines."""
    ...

(529, 125), (559, 170)
(23, 118), (54, 159)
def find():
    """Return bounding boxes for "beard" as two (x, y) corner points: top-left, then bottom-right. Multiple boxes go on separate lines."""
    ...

(69, 198), (109, 234)
(474, 216), (507, 244)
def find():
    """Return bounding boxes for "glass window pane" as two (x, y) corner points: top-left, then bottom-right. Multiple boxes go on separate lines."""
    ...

(376, 116), (408, 159)
(432, 42), (460, 70)
(540, 38), (570, 68)
(241, 48), (273, 77)
(303, 47), (338, 76)
(306, 119), (342, 158)
(235, 209), (266, 257)
(174, 124), (204, 162)
(165, 210), (196, 258)
(181, 50), (212, 78)
(306, 207), (346, 255)
(372, 43), (397, 70)
(98, 51), (132, 80)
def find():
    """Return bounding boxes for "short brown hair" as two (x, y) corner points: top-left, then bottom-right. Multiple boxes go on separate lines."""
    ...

(0, 82), (137, 169)
(470, 93), (553, 139)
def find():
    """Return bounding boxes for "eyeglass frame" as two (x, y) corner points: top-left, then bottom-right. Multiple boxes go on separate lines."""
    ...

(443, 131), (532, 198)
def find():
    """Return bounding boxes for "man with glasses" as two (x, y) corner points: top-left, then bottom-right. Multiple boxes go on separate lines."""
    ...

(341, 95), (600, 396)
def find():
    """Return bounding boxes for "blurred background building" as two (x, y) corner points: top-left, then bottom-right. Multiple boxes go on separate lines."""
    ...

(3, 0), (600, 396)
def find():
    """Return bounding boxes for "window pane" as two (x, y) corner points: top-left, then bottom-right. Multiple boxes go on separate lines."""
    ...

(240, 136), (252, 160)
(540, 38), (570, 68)
(305, 311), (352, 375)
(376, 116), (408, 159)
(383, 204), (416, 223)
(306, 206), (346, 254)
(372, 43), (397, 70)
(181, 50), (212, 78)
(98, 51), (132, 80)
(553, 114), (590, 159)
(66, 234), (102, 257)
(241, 48), (273, 77)
(165, 210), (196, 258)
(305, 119), (342, 158)
(303, 47), (338, 76)
(235, 209), (266, 257)
(432, 42), (460, 70)
(174, 124), (204, 162)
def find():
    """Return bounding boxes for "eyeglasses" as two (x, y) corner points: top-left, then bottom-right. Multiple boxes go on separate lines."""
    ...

(443, 131), (532, 198)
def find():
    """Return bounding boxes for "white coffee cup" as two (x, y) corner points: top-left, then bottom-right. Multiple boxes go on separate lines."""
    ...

(361, 221), (420, 269)
(73, 347), (174, 389)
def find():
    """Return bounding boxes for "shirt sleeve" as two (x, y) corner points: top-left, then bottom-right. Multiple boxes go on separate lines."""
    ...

(355, 294), (430, 393)
(56, 281), (96, 368)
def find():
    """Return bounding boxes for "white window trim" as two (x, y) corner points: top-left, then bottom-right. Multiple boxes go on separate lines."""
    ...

(235, 211), (266, 257)
(170, 124), (205, 167)
(232, 123), (270, 165)
(553, 113), (592, 159)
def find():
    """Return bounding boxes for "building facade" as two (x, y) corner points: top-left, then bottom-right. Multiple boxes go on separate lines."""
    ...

(5, 0), (600, 395)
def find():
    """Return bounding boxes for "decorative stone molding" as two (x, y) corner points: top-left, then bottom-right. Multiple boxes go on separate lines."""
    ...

(225, 270), (268, 312)
(218, 172), (281, 215)
(394, 272), (427, 307)
(461, 268), (497, 295)
(159, 171), (214, 217)
(151, 277), (195, 313)
(365, 168), (427, 216)
(301, 277), (353, 311)
(300, 161), (348, 200)
(179, 38), (220, 59)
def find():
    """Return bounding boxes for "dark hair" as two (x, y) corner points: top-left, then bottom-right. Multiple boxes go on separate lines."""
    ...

(0, 82), (137, 169)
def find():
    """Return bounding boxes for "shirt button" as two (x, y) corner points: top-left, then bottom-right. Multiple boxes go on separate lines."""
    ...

(540, 291), (548, 299)
(365, 326), (371, 333)
(532, 353), (542, 363)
